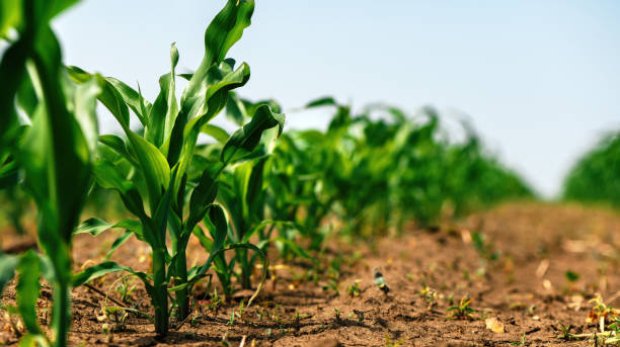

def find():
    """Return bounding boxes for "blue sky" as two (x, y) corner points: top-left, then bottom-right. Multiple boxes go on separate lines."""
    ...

(53, 1), (620, 197)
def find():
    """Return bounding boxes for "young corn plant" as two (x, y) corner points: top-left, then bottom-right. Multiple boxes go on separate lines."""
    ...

(190, 96), (291, 294)
(0, 0), (100, 346)
(69, 0), (283, 337)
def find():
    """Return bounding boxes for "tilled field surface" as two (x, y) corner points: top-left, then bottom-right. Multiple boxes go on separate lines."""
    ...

(2, 202), (620, 346)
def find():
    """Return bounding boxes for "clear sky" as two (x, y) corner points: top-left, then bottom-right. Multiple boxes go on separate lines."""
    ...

(53, 0), (620, 198)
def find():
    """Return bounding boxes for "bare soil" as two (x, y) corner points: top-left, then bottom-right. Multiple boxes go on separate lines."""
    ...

(2, 202), (620, 346)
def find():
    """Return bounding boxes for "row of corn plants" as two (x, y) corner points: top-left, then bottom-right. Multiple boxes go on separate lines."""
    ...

(262, 98), (533, 253)
(0, 0), (534, 345)
(563, 131), (620, 207)
(0, 0), (284, 342)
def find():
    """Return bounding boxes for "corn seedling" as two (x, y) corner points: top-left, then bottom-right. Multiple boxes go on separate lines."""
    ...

(347, 280), (362, 297)
(96, 306), (128, 332)
(564, 131), (620, 208)
(69, 0), (283, 336)
(447, 295), (477, 320)
(0, 0), (101, 345)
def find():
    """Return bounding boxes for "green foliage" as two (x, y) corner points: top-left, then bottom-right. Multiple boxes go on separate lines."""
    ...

(0, 0), (537, 344)
(0, 0), (98, 346)
(68, 0), (282, 336)
(265, 99), (534, 250)
(563, 132), (620, 207)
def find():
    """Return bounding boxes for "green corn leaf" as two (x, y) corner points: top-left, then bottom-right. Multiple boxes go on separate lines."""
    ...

(147, 43), (179, 148)
(244, 158), (266, 222)
(0, 158), (18, 189)
(15, 70), (38, 122)
(105, 231), (133, 259)
(225, 92), (248, 125)
(105, 77), (151, 125)
(200, 124), (230, 143)
(305, 96), (337, 109)
(75, 217), (140, 236)
(188, 61), (251, 129)
(16, 251), (43, 335)
(99, 135), (136, 164)
(149, 169), (176, 248)
(119, 188), (149, 225)
(0, 4), (32, 144)
(73, 261), (151, 289)
(126, 132), (171, 210)
(221, 105), (284, 164)
(187, 242), (267, 306)
(187, 170), (219, 231)
(206, 204), (228, 252)
(72, 77), (101, 153)
(272, 237), (314, 261)
(167, 62), (252, 205)
(67, 66), (151, 128)
(0, 0), (22, 38)
(184, 0), (254, 99)
(23, 26), (92, 244)
(17, 334), (48, 347)
(90, 83), (170, 211)
(241, 220), (296, 244)
(0, 253), (19, 294)
(67, 66), (130, 128)
(192, 227), (213, 251)
(92, 159), (133, 192)
(74, 217), (112, 235)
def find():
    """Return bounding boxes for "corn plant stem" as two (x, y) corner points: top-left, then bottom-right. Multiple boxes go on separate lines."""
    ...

(152, 248), (168, 337)
(171, 239), (189, 320)
(239, 249), (252, 290)
(52, 279), (70, 347)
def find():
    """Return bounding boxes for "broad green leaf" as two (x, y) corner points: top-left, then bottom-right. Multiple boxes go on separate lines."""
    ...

(73, 261), (151, 289)
(200, 124), (230, 143)
(187, 171), (218, 231)
(205, 204), (228, 252)
(0, 15), (31, 145)
(105, 77), (151, 125)
(126, 132), (170, 210)
(72, 77), (101, 153)
(75, 217), (140, 236)
(225, 92), (248, 125)
(16, 251), (42, 335)
(147, 43), (179, 148)
(184, 0), (254, 99)
(23, 26), (92, 243)
(67, 66), (130, 128)
(221, 105), (284, 164)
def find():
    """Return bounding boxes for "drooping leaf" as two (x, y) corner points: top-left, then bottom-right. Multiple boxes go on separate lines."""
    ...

(221, 105), (284, 164)
(73, 261), (151, 289)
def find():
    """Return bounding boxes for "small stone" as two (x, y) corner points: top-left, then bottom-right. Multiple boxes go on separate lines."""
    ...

(485, 317), (505, 334)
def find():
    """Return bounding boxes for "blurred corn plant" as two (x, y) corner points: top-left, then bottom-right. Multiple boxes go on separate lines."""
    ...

(186, 96), (293, 294)
(69, 0), (283, 337)
(0, 1), (100, 346)
(563, 131), (620, 208)
(263, 98), (534, 249)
